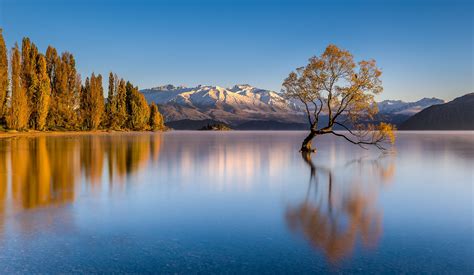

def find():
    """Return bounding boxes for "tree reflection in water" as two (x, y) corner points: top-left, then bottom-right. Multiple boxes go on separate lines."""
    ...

(286, 151), (395, 264)
(0, 133), (162, 214)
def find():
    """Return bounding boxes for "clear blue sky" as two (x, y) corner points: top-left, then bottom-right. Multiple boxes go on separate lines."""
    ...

(0, 0), (472, 101)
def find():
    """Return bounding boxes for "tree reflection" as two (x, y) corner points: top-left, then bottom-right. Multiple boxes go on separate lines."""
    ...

(286, 152), (395, 264)
(0, 140), (7, 217)
(0, 133), (163, 215)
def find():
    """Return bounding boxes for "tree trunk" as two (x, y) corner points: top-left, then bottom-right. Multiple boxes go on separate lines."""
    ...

(300, 130), (317, 152)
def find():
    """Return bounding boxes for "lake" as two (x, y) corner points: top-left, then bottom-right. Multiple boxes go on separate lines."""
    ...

(0, 131), (472, 273)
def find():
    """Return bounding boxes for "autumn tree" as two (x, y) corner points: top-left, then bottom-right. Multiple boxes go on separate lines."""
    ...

(105, 72), (119, 129)
(126, 82), (150, 130)
(149, 102), (164, 130)
(48, 52), (80, 130)
(35, 54), (51, 130)
(3, 34), (164, 132)
(115, 79), (128, 129)
(80, 77), (90, 128)
(81, 73), (104, 130)
(21, 37), (39, 129)
(283, 45), (395, 152)
(9, 44), (29, 130)
(45, 46), (58, 89)
(0, 29), (8, 122)
(90, 74), (104, 130)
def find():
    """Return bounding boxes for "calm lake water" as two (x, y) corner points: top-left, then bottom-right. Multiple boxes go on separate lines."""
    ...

(0, 131), (472, 273)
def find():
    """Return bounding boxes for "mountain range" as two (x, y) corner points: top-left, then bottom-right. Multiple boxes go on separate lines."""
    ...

(141, 84), (302, 125)
(141, 84), (451, 130)
(400, 93), (474, 130)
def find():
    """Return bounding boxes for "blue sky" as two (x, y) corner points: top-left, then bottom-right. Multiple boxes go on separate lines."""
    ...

(0, 0), (472, 101)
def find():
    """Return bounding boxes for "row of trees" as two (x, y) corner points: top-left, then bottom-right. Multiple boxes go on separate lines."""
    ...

(0, 29), (164, 132)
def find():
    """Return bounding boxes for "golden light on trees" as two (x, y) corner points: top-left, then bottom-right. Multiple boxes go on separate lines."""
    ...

(0, 31), (165, 132)
(36, 54), (51, 130)
(149, 102), (165, 131)
(283, 45), (396, 152)
(9, 44), (29, 130)
(0, 29), (8, 121)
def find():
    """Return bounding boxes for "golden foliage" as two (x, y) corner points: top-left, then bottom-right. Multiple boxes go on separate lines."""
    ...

(36, 54), (51, 130)
(0, 33), (165, 132)
(282, 44), (395, 151)
(0, 29), (8, 119)
(8, 44), (29, 130)
(149, 102), (165, 130)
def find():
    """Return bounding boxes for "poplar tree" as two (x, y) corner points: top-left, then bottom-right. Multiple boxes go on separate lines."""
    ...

(64, 53), (80, 128)
(80, 77), (91, 129)
(36, 54), (51, 130)
(0, 29), (8, 121)
(115, 79), (128, 129)
(9, 44), (28, 130)
(49, 52), (80, 129)
(21, 37), (39, 129)
(126, 82), (150, 130)
(45, 46), (58, 91)
(149, 102), (164, 130)
(106, 72), (118, 128)
(3, 35), (165, 132)
(90, 73), (104, 130)
(81, 73), (104, 130)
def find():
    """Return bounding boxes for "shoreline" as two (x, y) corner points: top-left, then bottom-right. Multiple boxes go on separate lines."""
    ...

(0, 129), (472, 139)
(0, 130), (161, 139)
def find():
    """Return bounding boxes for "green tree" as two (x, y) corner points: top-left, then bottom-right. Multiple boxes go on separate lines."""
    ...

(0, 29), (8, 122)
(149, 102), (164, 130)
(9, 44), (29, 130)
(36, 54), (51, 130)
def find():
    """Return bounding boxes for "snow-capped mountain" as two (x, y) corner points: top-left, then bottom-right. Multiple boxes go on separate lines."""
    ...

(377, 98), (444, 115)
(141, 84), (302, 124)
(141, 84), (445, 128)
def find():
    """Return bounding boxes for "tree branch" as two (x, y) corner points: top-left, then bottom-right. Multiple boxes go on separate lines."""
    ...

(297, 95), (314, 127)
(333, 121), (358, 137)
(329, 130), (386, 150)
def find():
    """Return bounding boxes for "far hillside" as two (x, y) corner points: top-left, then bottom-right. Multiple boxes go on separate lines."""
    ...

(400, 93), (474, 130)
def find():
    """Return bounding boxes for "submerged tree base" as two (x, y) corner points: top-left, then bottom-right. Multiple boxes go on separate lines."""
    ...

(300, 147), (317, 153)
(300, 131), (318, 153)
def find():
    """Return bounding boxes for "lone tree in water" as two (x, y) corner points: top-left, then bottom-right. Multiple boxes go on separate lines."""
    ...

(283, 45), (395, 152)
